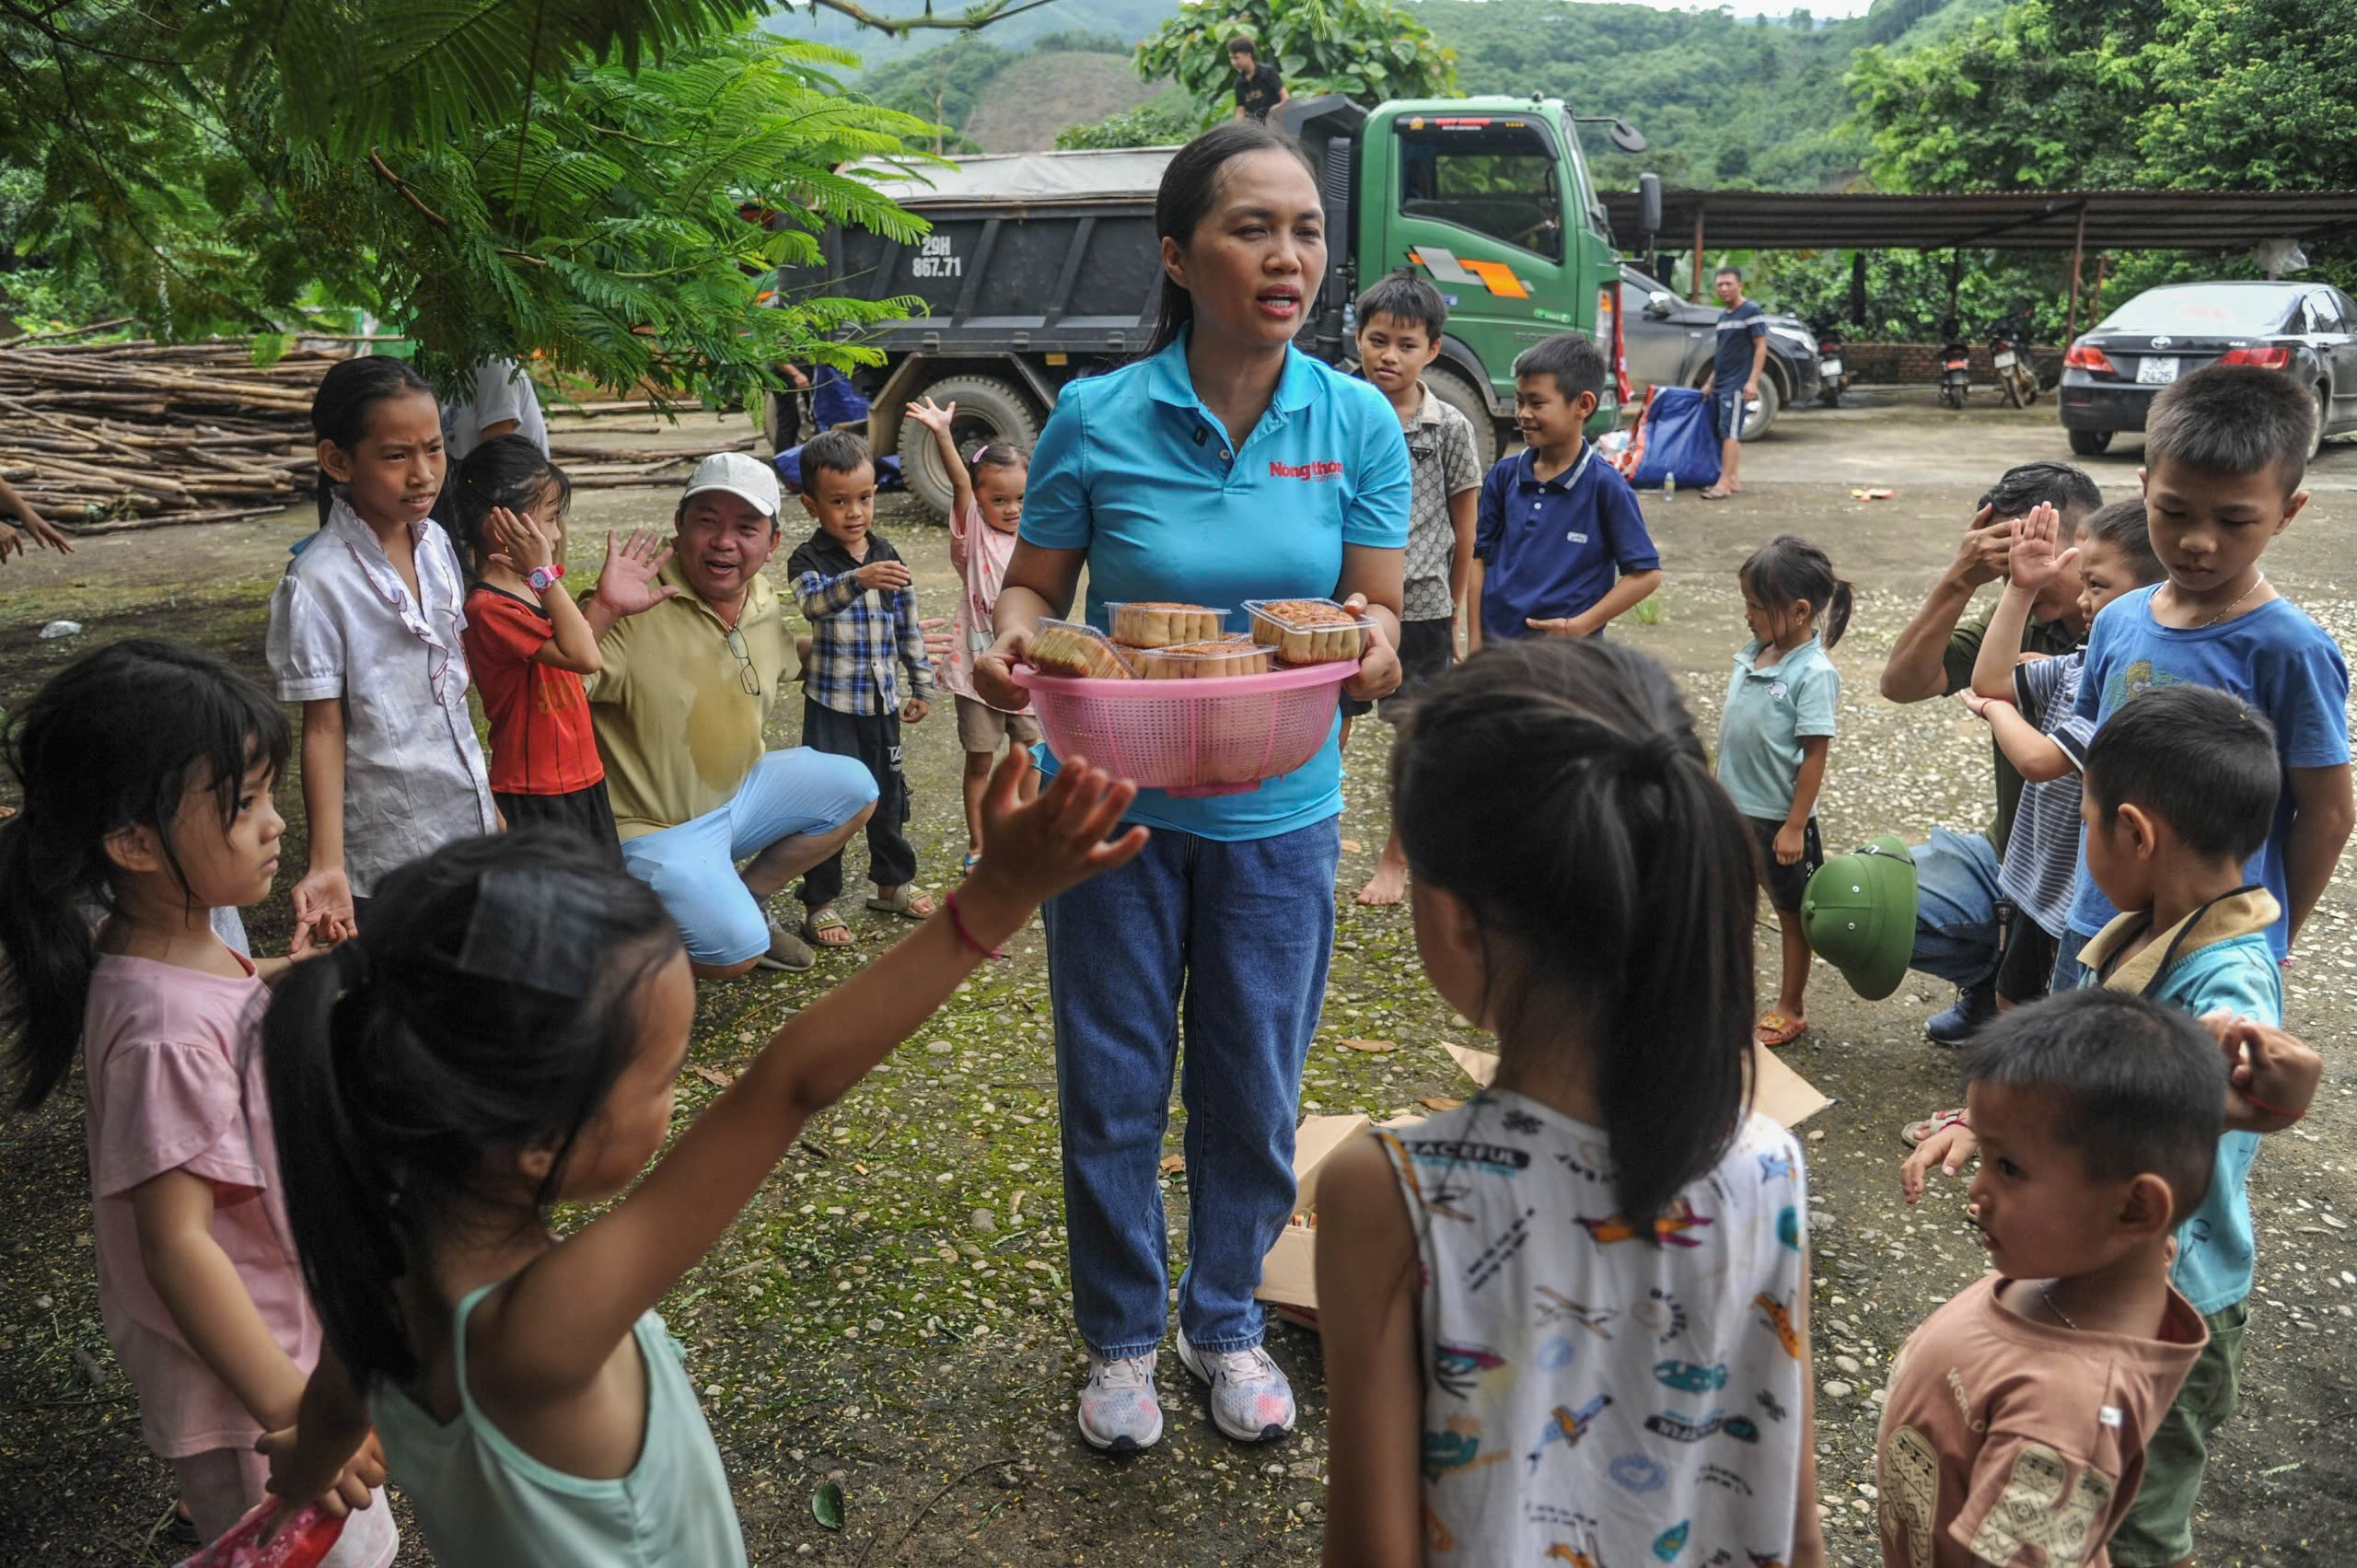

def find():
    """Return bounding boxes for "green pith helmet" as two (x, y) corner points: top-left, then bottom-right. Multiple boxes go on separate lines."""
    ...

(1801, 834), (1917, 1002)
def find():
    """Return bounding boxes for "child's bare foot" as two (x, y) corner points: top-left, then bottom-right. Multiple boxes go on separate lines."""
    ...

(1355, 853), (1409, 906)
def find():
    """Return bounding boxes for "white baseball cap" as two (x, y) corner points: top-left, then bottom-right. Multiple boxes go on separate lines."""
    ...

(680, 450), (781, 519)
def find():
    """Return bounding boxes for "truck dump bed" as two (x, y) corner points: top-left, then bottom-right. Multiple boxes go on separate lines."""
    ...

(786, 150), (1180, 355)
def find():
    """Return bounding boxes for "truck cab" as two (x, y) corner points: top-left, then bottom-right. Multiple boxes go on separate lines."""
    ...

(784, 96), (1635, 516)
(1283, 95), (1625, 467)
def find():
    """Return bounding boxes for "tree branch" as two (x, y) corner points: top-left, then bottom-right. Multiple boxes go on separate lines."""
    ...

(366, 147), (454, 229)
(798, 0), (1062, 37)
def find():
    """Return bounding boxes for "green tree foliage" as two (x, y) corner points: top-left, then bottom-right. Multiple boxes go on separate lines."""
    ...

(858, 35), (1021, 151)
(1055, 99), (1200, 150)
(0, 0), (970, 404)
(1133, 0), (1456, 125)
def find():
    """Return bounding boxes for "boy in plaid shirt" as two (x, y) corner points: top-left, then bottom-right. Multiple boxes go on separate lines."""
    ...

(787, 430), (936, 947)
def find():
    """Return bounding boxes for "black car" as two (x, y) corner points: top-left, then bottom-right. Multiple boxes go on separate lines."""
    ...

(1618, 266), (1823, 438)
(2059, 281), (2357, 458)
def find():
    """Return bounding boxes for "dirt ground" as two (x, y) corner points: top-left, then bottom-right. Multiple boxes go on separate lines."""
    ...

(2, 396), (2353, 1565)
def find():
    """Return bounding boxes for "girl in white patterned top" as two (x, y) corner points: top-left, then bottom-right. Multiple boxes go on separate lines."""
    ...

(1317, 637), (1827, 1568)
(267, 358), (496, 944)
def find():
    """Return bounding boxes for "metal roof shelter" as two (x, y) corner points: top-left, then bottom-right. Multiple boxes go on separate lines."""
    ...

(1599, 186), (2357, 337)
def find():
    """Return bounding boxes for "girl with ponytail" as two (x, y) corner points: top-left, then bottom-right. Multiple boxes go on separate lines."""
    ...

(266, 354), (496, 947)
(1314, 639), (1825, 1568)
(259, 760), (1144, 1566)
(0, 638), (396, 1562)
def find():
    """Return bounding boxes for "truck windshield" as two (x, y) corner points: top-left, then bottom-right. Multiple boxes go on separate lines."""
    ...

(1396, 120), (1564, 262)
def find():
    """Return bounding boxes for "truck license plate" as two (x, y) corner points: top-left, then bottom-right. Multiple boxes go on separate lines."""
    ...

(1819, 356), (1842, 377)
(1991, 350), (2016, 368)
(2137, 355), (2179, 384)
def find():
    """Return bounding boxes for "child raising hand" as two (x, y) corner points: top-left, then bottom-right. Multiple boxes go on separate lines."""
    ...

(258, 757), (1145, 1564)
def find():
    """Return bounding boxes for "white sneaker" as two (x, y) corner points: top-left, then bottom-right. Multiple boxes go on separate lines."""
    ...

(1076, 1352), (1164, 1452)
(1177, 1330), (1296, 1443)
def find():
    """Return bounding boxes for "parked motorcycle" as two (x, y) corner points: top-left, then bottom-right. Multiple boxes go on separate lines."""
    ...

(1990, 316), (2039, 409)
(1937, 323), (1972, 410)
(1808, 314), (1848, 408)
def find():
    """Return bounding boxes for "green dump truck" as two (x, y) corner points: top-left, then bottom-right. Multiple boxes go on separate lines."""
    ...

(777, 94), (1656, 517)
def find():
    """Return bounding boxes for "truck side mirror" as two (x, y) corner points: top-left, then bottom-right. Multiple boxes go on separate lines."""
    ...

(1637, 172), (1663, 241)
(1610, 120), (1648, 155)
(1644, 291), (1675, 320)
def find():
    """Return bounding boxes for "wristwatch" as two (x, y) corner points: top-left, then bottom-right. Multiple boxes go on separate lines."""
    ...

(528, 562), (565, 594)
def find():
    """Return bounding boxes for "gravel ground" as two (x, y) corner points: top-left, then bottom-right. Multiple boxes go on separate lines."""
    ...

(1, 400), (2351, 1564)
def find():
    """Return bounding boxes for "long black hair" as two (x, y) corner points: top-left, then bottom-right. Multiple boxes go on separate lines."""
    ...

(1148, 121), (1318, 354)
(262, 829), (680, 1388)
(1392, 639), (1758, 1230)
(0, 639), (289, 1111)
(447, 434), (572, 579)
(1739, 533), (1854, 650)
(311, 355), (435, 527)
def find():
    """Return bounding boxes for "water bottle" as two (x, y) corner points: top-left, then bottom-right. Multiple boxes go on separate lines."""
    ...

(1664, 471), (1677, 496)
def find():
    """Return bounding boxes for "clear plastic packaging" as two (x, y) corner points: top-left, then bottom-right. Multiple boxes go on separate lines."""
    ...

(1024, 619), (1136, 680)
(1132, 641), (1276, 679)
(1241, 598), (1375, 666)
(1107, 602), (1228, 648)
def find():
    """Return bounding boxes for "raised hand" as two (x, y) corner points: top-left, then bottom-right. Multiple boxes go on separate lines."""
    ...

(1952, 502), (2014, 587)
(905, 394), (957, 434)
(2003, 502), (2075, 597)
(485, 505), (555, 575)
(591, 528), (680, 617)
(970, 751), (1147, 907)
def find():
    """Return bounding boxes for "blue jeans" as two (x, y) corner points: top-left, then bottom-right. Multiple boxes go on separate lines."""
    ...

(1044, 817), (1341, 1359)
(1907, 828), (2003, 990)
(2051, 928), (2100, 993)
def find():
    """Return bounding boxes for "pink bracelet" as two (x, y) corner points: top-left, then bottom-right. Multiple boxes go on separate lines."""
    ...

(943, 891), (1005, 960)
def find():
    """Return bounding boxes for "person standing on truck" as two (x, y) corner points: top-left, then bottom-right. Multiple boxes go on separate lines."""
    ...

(1229, 36), (1287, 122)
(971, 122), (1409, 1457)
(1699, 265), (1767, 500)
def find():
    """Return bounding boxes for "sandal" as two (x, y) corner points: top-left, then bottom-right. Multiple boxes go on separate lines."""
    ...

(800, 907), (854, 948)
(1902, 1108), (1968, 1147)
(1754, 1010), (1807, 1048)
(866, 885), (936, 920)
(1699, 485), (1733, 500)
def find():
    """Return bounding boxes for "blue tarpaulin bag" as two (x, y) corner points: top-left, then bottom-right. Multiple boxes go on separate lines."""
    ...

(1629, 385), (1722, 491)
(772, 447), (902, 493)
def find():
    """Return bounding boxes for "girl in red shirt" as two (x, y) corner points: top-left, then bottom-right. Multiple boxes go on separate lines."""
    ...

(452, 437), (624, 855)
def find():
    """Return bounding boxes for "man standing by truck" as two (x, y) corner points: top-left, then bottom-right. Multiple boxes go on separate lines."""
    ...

(1699, 264), (1766, 500)
(1229, 35), (1286, 122)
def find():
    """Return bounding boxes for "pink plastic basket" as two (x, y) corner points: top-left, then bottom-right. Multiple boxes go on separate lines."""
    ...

(1011, 660), (1354, 796)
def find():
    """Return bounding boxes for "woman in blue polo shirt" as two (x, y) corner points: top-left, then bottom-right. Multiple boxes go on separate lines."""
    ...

(973, 122), (1409, 1454)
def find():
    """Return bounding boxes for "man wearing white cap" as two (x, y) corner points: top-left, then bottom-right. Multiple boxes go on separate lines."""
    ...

(580, 451), (877, 976)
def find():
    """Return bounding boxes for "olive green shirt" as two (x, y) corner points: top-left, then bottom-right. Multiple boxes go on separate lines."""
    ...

(1943, 600), (2080, 856)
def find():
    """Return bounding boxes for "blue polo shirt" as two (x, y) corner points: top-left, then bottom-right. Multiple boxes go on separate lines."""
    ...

(1473, 445), (1659, 644)
(1020, 333), (1411, 840)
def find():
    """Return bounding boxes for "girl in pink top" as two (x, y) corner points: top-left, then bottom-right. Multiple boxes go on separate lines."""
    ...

(907, 395), (1039, 869)
(0, 639), (394, 1563)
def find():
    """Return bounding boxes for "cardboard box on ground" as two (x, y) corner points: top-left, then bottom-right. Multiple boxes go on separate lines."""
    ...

(1257, 1041), (1829, 1328)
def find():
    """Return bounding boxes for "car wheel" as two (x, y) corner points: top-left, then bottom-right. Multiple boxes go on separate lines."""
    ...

(1423, 365), (1500, 470)
(2068, 428), (2112, 457)
(2312, 385), (2328, 460)
(1742, 371), (1782, 439)
(895, 374), (1041, 520)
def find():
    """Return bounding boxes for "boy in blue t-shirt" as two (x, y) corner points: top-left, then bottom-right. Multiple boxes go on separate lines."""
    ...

(2056, 364), (2353, 984)
(1469, 334), (1661, 651)
(1910, 683), (2325, 1568)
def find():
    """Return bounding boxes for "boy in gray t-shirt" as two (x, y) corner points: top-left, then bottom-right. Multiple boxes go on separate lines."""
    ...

(1347, 273), (1481, 905)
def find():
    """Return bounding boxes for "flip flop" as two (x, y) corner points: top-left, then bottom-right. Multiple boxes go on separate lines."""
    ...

(800, 908), (854, 949)
(1699, 486), (1733, 500)
(962, 850), (981, 874)
(1902, 1108), (1968, 1147)
(1754, 1011), (1807, 1048)
(866, 885), (936, 920)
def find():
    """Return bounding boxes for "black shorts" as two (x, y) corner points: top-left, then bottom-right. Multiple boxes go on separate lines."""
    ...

(1341, 616), (1457, 722)
(496, 781), (622, 865)
(1994, 909), (2061, 1005)
(1747, 816), (1822, 913)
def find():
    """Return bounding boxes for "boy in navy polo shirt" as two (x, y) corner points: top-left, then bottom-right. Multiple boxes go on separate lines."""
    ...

(1469, 334), (1662, 650)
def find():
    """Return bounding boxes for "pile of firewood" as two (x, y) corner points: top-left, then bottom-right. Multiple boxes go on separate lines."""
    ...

(0, 337), (355, 532)
(0, 335), (751, 534)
